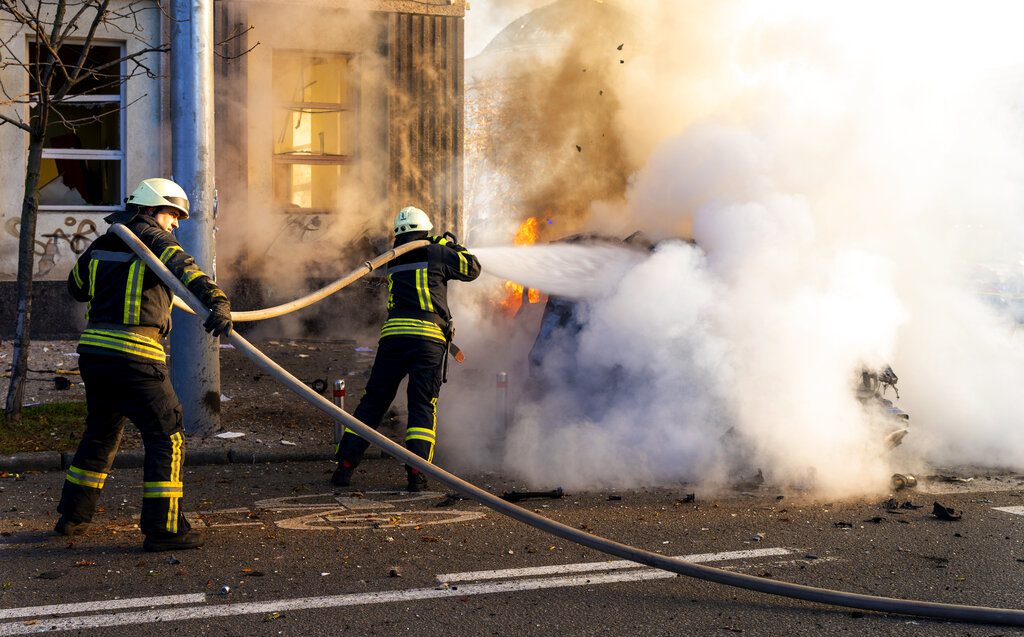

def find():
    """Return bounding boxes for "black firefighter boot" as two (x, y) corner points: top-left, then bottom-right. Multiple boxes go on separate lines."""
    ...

(54, 516), (92, 537)
(143, 529), (205, 552)
(406, 467), (428, 492)
(332, 459), (355, 487)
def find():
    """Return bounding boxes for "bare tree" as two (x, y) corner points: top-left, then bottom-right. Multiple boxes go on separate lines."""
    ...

(1, 0), (168, 420)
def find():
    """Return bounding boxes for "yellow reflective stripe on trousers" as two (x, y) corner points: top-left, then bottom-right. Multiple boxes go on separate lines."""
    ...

(167, 432), (183, 533)
(143, 481), (184, 497)
(65, 465), (107, 489)
(458, 252), (468, 276)
(159, 245), (182, 263)
(123, 259), (146, 325)
(415, 268), (434, 312)
(405, 427), (435, 441)
(406, 398), (438, 462)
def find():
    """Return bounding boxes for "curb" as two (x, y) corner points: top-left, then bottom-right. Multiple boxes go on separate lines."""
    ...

(0, 452), (62, 473)
(0, 446), (385, 473)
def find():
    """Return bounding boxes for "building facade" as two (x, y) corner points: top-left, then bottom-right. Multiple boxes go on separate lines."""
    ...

(0, 0), (465, 337)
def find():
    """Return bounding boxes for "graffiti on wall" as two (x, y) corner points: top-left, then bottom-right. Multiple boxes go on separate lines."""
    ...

(4, 215), (101, 278)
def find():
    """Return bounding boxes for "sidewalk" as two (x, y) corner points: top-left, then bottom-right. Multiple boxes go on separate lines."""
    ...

(1, 337), (401, 473)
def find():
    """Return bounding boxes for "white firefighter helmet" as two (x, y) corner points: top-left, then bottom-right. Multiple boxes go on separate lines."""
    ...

(126, 178), (190, 219)
(393, 205), (433, 235)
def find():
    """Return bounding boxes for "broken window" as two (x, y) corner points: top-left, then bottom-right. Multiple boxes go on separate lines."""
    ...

(272, 51), (354, 213)
(30, 43), (125, 210)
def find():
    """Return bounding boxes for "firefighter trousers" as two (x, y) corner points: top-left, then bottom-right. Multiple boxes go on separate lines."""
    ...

(336, 336), (446, 469)
(57, 354), (191, 537)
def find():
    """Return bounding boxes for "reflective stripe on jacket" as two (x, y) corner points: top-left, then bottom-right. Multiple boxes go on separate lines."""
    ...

(68, 212), (228, 364)
(383, 234), (481, 341)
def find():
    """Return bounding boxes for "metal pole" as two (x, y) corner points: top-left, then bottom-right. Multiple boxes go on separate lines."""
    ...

(332, 379), (346, 444)
(170, 0), (220, 434)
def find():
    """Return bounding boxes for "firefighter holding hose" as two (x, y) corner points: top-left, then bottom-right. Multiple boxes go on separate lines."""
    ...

(333, 206), (481, 491)
(55, 178), (233, 552)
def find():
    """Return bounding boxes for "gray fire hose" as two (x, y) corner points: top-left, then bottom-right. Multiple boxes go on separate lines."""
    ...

(170, 239), (430, 322)
(113, 223), (1024, 627)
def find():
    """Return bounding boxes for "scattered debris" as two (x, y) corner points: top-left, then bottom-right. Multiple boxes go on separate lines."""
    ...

(388, 566), (401, 578)
(617, 43), (624, 50)
(833, 521), (854, 529)
(882, 498), (922, 511)
(500, 488), (564, 503)
(219, 585), (231, 596)
(354, 347), (373, 353)
(932, 502), (963, 521)
(73, 560), (95, 567)
(751, 532), (765, 542)
(436, 493), (466, 508)
(214, 432), (245, 440)
(421, 535), (440, 543)
(280, 440), (297, 447)
(219, 394), (231, 402)
(219, 343), (235, 350)
(575, 145), (582, 152)
(167, 556), (180, 565)
(733, 469), (764, 491)
(607, 494), (622, 501)
(864, 517), (885, 524)
(891, 473), (917, 490)
(263, 612), (283, 622)
(804, 554), (819, 560)
(682, 493), (696, 503)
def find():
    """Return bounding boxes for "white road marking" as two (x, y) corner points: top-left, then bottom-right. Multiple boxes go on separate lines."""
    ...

(436, 547), (793, 583)
(993, 506), (1024, 516)
(0, 593), (206, 620)
(0, 548), (799, 635)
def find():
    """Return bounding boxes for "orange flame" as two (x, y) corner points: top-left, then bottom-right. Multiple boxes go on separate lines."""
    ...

(497, 217), (545, 316)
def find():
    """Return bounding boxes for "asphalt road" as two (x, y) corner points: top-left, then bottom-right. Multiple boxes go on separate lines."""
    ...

(1, 461), (1023, 636)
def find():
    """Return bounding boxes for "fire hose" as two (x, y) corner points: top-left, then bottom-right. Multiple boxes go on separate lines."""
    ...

(113, 223), (1024, 627)
(170, 239), (430, 322)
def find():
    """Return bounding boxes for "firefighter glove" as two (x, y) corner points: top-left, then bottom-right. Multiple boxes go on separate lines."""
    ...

(203, 302), (233, 337)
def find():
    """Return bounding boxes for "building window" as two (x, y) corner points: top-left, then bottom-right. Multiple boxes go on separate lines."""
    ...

(29, 42), (126, 211)
(272, 51), (354, 214)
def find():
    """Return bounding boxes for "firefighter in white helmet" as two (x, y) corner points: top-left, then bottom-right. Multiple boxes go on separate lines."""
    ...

(333, 206), (481, 491)
(56, 177), (232, 552)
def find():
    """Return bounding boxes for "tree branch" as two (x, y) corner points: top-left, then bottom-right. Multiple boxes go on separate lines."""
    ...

(0, 110), (31, 132)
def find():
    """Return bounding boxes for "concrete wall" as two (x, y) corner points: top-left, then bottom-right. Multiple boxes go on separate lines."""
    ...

(0, 1), (164, 336)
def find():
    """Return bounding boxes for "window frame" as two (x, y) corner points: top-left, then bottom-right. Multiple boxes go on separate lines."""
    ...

(34, 40), (127, 213)
(271, 49), (357, 215)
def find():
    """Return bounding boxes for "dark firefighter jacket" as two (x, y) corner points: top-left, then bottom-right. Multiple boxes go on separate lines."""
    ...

(67, 210), (228, 364)
(382, 233), (481, 342)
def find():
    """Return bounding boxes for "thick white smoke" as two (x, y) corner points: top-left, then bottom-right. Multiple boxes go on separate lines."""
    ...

(447, 0), (1024, 496)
